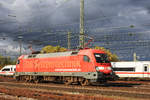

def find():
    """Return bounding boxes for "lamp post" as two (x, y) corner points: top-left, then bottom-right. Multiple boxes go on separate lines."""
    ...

(8, 15), (17, 18)
(8, 14), (24, 56)
(68, 32), (71, 50)
(79, 0), (85, 49)
(18, 36), (23, 56)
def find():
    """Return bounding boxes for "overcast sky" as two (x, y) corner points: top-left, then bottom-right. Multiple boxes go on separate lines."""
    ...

(0, 0), (150, 58)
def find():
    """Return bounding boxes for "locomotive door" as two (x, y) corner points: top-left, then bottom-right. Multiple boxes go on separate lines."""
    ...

(83, 55), (94, 72)
(34, 58), (39, 72)
(143, 64), (149, 78)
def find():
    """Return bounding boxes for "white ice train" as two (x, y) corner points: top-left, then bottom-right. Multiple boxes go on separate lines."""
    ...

(0, 65), (16, 76)
(111, 61), (150, 79)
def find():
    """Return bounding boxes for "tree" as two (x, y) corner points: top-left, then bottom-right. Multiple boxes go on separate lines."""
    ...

(94, 46), (119, 62)
(40, 45), (119, 62)
(41, 45), (67, 53)
(0, 55), (16, 69)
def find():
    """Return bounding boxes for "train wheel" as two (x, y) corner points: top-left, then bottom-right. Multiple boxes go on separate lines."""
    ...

(34, 79), (39, 84)
(15, 76), (20, 82)
(33, 77), (40, 84)
(64, 77), (73, 85)
(64, 80), (72, 85)
(25, 79), (29, 83)
(80, 79), (89, 86)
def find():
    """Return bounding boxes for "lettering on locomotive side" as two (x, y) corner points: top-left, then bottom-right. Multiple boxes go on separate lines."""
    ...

(23, 60), (34, 68)
(55, 68), (81, 72)
(35, 61), (81, 69)
(21, 59), (81, 72)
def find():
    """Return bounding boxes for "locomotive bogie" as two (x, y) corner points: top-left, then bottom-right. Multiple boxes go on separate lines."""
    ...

(15, 75), (90, 85)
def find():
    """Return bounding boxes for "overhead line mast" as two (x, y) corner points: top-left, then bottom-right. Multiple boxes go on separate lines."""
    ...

(79, 0), (85, 49)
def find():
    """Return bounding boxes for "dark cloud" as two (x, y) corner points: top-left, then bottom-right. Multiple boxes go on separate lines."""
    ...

(0, 0), (150, 60)
(128, 0), (150, 13)
(0, 0), (149, 31)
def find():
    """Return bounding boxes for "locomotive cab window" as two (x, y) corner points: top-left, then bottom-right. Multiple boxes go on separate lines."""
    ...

(83, 55), (90, 62)
(94, 53), (110, 63)
(17, 60), (20, 64)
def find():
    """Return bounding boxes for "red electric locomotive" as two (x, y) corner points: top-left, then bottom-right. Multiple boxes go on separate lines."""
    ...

(15, 49), (117, 85)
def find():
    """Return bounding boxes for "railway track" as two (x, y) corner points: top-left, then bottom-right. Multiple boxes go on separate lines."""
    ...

(0, 81), (150, 100)
(1, 76), (150, 99)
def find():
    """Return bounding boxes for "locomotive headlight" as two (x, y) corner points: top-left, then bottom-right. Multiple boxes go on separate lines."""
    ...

(107, 67), (112, 70)
(96, 67), (104, 71)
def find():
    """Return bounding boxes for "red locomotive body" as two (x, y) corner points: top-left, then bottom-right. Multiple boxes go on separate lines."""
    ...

(15, 49), (117, 85)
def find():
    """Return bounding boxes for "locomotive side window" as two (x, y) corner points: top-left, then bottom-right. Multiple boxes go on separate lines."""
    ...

(113, 67), (135, 72)
(144, 65), (148, 72)
(83, 55), (90, 62)
(28, 54), (37, 58)
(28, 55), (32, 58)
